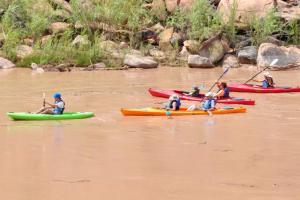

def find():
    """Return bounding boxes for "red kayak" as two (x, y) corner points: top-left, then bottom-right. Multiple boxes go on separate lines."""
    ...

(227, 83), (300, 93)
(149, 88), (255, 105)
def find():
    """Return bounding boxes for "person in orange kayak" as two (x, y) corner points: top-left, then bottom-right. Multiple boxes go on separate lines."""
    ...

(165, 94), (181, 111)
(36, 93), (65, 114)
(187, 92), (216, 111)
(215, 82), (230, 99)
(254, 72), (275, 88)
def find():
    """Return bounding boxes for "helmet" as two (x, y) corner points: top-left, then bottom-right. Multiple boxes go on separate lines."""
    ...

(169, 94), (179, 100)
(263, 72), (272, 78)
(193, 86), (199, 90)
(53, 93), (61, 98)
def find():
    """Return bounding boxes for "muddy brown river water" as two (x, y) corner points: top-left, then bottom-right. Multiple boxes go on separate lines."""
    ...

(0, 67), (300, 200)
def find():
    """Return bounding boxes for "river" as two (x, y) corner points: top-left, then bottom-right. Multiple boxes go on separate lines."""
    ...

(0, 67), (300, 200)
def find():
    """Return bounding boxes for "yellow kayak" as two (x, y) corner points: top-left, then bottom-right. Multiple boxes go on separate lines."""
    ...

(121, 107), (246, 116)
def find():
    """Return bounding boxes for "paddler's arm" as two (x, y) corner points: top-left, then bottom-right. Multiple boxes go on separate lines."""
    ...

(45, 102), (57, 108)
(215, 90), (224, 98)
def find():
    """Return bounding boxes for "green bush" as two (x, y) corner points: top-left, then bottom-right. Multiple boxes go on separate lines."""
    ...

(285, 20), (300, 45)
(18, 31), (104, 67)
(249, 9), (283, 45)
(188, 0), (222, 40)
(224, 0), (238, 42)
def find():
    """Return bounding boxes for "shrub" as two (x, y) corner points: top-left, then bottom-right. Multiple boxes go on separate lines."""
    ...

(249, 9), (283, 45)
(188, 0), (222, 40)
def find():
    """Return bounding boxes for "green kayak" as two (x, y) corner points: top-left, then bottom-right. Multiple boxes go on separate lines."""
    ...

(7, 112), (94, 121)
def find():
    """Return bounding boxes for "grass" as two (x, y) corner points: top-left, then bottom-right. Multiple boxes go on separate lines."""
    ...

(0, 0), (299, 67)
(224, 0), (238, 43)
(249, 9), (283, 45)
(188, 0), (222, 41)
(18, 30), (104, 67)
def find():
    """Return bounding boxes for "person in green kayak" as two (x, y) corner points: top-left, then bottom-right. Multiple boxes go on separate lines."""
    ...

(215, 82), (230, 99)
(36, 93), (65, 114)
(165, 94), (181, 111)
(253, 72), (275, 88)
(187, 92), (216, 111)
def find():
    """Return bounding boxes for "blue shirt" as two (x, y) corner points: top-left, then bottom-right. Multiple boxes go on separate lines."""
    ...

(52, 100), (65, 115)
(223, 88), (230, 98)
(168, 99), (181, 110)
(202, 99), (216, 110)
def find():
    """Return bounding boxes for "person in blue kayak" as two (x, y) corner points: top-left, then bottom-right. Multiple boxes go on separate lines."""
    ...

(254, 72), (274, 88)
(215, 82), (230, 99)
(36, 93), (65, 114)
(165, 94), (181, 111)
(187, 92), (216, 111)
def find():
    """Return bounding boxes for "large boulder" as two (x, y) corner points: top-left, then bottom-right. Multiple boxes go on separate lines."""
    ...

(124, 54), (158, 69)
(217, 0), (287, 24)
(198, 39), (226, 64)
(184, 40), (200, 54)
(237, 46), (257, 64)
(158, 27), (174, 51)
(257, 43), (300, 70)
(222, 54), (240, 68)
(188, 55), (215, 68)
(0, 57), (15, 69)
(151, 0), (167, 20)
(16, 45), (33, 59)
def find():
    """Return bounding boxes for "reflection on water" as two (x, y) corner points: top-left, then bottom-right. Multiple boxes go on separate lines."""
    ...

(0, 68), (300, 199)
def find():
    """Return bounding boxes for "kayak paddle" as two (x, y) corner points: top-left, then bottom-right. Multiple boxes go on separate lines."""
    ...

(208, 67), (230, 92)
(244, 59), (278, 84)
(43, 93), (46, 107)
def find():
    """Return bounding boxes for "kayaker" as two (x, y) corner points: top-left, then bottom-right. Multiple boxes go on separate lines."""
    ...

(36, 93), (65, 114)
(165, 94), (181, 111)
(187, 92), (216, 111)
(182, 86), (200, 97)
(254, 72), (275, 88)
(215, 82), (230, 99)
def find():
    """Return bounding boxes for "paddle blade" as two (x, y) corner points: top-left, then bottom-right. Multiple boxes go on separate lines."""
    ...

(270, 59), (279, 66)
(223, 67), (230, 74)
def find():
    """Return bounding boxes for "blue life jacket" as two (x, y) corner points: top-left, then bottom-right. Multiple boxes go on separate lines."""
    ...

(223, 88), (230, 98)
(262, 80), (269, 88)
(262, 78), (274, 88)
(168, 99), (181, 110)
(53, 100), (65, 115)
(202, 99), (216, 110)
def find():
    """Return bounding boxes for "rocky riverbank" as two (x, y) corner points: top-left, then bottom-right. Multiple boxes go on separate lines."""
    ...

(0, 0), (299, 72)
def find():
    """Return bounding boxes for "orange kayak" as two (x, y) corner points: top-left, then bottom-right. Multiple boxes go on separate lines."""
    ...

(121, 107), (246, 116)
